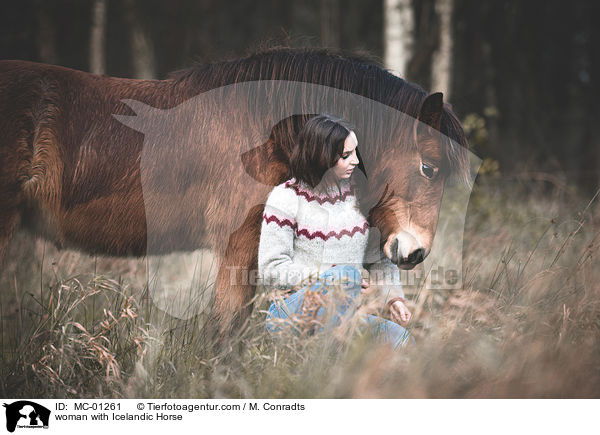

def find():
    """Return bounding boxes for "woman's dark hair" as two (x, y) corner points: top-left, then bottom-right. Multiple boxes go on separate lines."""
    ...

(290, 114), (356, 190)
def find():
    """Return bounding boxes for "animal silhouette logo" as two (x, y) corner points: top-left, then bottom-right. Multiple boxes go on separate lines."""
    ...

(3, 401), (50, 432)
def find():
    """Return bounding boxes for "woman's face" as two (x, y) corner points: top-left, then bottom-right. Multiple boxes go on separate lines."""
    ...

(333, 131), (360, 179)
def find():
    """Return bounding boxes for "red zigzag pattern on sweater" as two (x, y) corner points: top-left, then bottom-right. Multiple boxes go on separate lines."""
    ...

(284, 181), (353, 205)
(263, 214), (369, 241)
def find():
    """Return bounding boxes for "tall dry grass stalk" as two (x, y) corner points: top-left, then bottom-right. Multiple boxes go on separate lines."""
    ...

(1, 178), (599, 398)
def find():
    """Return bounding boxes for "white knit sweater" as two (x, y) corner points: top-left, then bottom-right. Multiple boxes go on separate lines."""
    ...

(258, 178), (404, 304)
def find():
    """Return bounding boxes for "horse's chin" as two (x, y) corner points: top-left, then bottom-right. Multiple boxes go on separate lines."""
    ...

(397, 262), (419, 270)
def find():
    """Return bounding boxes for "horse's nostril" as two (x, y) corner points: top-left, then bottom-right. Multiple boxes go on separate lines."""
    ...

(406, 248), (425, 264)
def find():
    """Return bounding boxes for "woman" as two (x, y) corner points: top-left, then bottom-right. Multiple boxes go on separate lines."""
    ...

(258, 114), (413, 348)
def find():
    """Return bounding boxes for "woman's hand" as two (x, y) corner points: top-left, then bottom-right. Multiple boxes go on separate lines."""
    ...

(388, 299), (411, 326)
(360, 270), (411, 326)
(360, 268), (373, 294)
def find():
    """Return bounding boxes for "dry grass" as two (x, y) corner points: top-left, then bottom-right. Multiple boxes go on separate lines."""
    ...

(1, 177), (599, 398)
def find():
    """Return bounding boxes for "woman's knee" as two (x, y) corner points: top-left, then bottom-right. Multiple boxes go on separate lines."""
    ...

(386, 322), (414, 348)
(366, 315), (415, 348)
(320, 264), (361, 288)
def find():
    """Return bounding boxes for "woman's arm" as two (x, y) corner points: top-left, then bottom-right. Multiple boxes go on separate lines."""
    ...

(363, 256), (412, 325)
(363, 228), (405, 301)
(362, 227), (409, 325)
(258, 185), (307, 289)
(365, 255), (405, 301)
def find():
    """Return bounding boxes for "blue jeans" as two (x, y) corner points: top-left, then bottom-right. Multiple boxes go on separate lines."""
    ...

(266, 265), (414, 349)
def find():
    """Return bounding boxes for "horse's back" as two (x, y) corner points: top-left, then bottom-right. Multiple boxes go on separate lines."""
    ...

(0, 61), (149, 255)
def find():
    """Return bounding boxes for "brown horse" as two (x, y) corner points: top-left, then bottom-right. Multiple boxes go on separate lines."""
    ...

(0, 48), (470, 331)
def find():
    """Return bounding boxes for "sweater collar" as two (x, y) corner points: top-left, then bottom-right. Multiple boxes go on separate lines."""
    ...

(287, 177), (352, 199)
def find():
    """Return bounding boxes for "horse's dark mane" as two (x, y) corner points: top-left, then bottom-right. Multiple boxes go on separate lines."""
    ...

(169, 48), (423, 113)
(169, 47), (470, 184)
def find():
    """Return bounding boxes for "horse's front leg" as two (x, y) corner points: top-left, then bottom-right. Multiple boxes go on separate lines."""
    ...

(213, 204), (264, 335)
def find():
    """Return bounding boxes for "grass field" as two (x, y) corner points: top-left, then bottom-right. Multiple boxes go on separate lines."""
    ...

(1, 176), (599, 398)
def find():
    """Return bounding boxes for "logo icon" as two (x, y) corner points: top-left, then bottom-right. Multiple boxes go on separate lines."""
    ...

(3, 401), (50, 433)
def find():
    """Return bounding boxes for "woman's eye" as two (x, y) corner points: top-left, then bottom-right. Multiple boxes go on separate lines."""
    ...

(420, 162), (438, 179)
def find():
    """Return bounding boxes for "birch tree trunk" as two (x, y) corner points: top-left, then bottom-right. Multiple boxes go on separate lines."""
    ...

(89, 0), (107, 75)
(384, 0), (414, 77)
(431, 0), (453, 97)
(125, 0), (156, 79)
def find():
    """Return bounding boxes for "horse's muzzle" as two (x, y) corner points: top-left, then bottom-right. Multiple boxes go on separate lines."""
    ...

(388, 237), (427, 269)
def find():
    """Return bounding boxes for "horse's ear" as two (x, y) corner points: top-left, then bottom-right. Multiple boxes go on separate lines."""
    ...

(417, 92), (444, 131)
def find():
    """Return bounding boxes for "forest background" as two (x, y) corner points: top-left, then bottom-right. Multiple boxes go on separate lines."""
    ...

(2, 0), (599, 190)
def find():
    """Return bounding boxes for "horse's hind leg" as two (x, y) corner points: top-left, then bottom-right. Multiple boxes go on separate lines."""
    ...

(0, 132), (25, 271)
(0, 201), (21, 271)
(213, 204), (264, 336)
(0, 70), (36, 272)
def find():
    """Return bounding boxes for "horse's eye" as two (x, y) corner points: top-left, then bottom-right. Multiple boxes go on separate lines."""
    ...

(420, 162), (438, 179)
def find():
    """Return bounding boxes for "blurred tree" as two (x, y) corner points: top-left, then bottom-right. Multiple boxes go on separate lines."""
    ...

(431, 0), (453, 98)
(89, 0), (107, 74)
(406, 0), (437, 87)
(451, 0), (600, 189)
(124, 0), (156, 79)
(320, 0), (340, 49)
(35, 0), (57, 64)
(384, 0), (414, 77)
